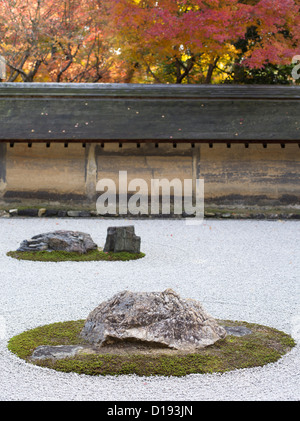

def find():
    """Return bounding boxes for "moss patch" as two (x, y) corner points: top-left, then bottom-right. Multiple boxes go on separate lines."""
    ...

(7, 319), (295, 377)
(6, 249), (145, 262)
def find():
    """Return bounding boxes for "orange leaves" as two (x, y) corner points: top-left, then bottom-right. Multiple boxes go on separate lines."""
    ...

(0, 0), (123, 82)
(108, 0), (251, 82)
(0, 0), (299, 83)
(108, 0), (300, 82)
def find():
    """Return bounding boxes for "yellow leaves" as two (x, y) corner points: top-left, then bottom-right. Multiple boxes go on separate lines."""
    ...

(181, 53), (192, 62)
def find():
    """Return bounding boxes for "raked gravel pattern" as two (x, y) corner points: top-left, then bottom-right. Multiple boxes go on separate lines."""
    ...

(0, 217), (299, 401)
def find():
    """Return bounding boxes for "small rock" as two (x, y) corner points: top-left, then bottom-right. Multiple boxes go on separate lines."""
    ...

(9, 209), (18, 216)
(182, 211), (195, 218)
(44, 209), (58, 217)
(79, 211), (91, 217)
(18, 209), (39, 217)
(268, 214), (279, 219)
(204, 212), (216, 217)
(279, 213), (292, 219)
(38, 208), (46, 217)
(57, 210), (67, 217)
(90, 211), (99, 217)
(232, 213), (249, 219)
(221, 213), (231, 218)
(253, 213), (265, 219)
(67, 210), (91, 217)
(0, 210), (10, 218)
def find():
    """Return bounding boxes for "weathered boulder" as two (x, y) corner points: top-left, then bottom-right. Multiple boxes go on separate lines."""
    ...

(80, 289), (227, 351)
(17, 230), (98, 254)
(103, 226), (141, 253)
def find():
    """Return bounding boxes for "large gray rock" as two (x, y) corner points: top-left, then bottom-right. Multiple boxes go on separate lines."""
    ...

(17, 230), (98, 254)
(103, 226), (141, 253)
(80, 289), (227, 351)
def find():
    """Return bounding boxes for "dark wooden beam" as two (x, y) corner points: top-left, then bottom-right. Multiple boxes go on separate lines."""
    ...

(0, 83), (299, 143)
(2, 139), (299, 144)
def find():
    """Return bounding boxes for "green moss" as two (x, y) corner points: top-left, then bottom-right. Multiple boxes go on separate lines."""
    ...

(8, 320), (86, 359)
(6, 249), (145, 262)
(7, 319), (296, 377)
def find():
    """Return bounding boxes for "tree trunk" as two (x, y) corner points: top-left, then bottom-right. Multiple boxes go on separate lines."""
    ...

(123, 62), (139, 83)
(205, 57), (219, 84)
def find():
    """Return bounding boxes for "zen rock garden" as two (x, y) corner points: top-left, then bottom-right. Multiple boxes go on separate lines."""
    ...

(6, 225), (295, 377)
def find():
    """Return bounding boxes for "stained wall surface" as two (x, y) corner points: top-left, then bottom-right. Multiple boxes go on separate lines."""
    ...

(0, 142), (299, 208)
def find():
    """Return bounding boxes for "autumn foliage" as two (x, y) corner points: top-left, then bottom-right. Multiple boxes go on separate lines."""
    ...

(108, 0), (300, 83)
(0, 0), (124, 82)
(0, 0), (299, 83)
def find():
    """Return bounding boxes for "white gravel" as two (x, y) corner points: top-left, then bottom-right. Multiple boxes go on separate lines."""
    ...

(0, 217), (299, 401)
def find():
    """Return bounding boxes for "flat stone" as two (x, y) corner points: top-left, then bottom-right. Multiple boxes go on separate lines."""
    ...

(233, 213), (250, 219)
(204, 212), (216, 217)
(224, 326), (252, 337)
(103, 226), (141, 253)
(80, 289), (227, 351)
(17, 230), (98, 254)
(31, 345), (84, 360)
(221, 213), (231, 218)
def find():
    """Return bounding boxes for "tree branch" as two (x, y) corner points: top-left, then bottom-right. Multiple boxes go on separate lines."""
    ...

(175, 55), (196, 84)
(56, 43), (80, 82)
(143, 59), (163, 83)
